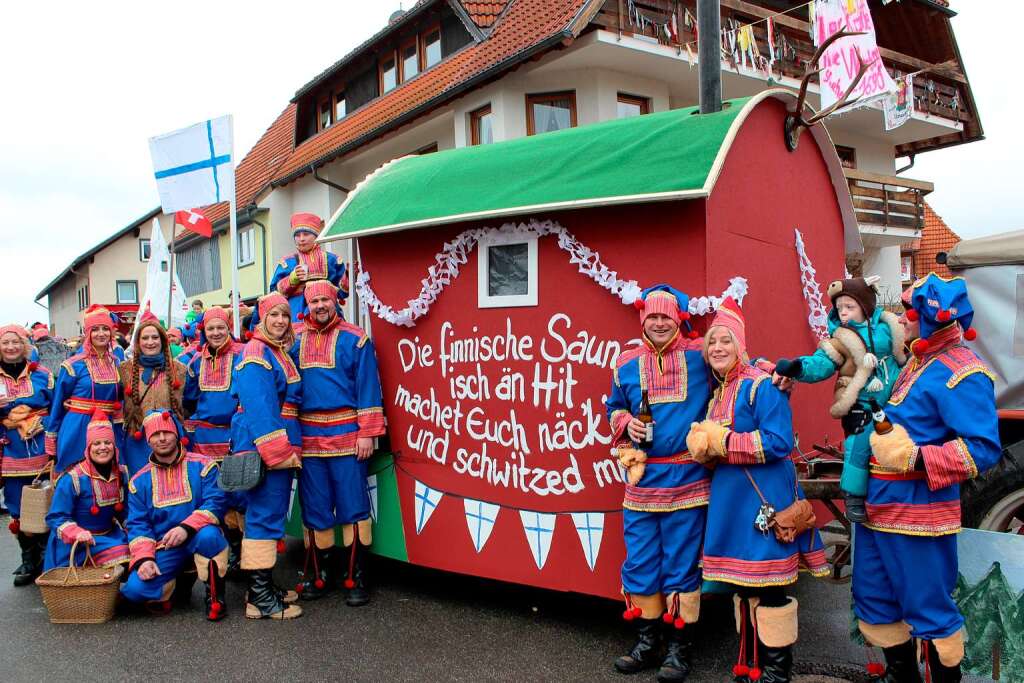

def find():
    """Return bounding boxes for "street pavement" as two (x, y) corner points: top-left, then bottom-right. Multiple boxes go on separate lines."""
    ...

(0, 527), (883, 683)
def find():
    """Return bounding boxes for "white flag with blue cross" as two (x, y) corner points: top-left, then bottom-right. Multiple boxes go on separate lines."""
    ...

(148, 115), (234, 213)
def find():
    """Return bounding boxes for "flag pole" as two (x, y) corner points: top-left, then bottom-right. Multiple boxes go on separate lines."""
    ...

(228, 115), (240, 339)
(167, 225), (175, 329)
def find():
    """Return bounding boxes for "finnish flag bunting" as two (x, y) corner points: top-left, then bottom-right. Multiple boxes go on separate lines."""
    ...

(413, 480), (443, 534)
(519, 510), (556, 570)
(463, 498), (500, 553)
(570, 512), (605, 571)
(149, 115), (234, 213)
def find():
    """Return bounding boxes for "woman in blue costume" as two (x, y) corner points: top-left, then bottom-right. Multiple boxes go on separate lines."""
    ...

(1, 324), (54, 586)
(687, 298), (829, 683)
(44, 409), (129, 572)
(118, 309), (187, 477)
(45, 305), (124, 475)
(231, 292), (303, 620)
(183, 306), (246, 572)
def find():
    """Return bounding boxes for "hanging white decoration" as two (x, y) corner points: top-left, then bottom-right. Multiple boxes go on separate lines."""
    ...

(355, 219), (748, 327)
(463, 498), (500, 553)
(794, 229), (830, 340)
(570, 512), (605, 571)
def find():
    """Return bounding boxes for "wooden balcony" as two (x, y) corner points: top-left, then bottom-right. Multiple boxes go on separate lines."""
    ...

(844, 168), (933, 232)
(589, 0), (979, 153)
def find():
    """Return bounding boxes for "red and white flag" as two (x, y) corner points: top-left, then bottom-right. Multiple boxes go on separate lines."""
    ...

(174, 208), (213, 238)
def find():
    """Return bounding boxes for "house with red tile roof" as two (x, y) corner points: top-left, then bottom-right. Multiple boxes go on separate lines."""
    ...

(38, 0), (984, 323)
(901, 202), (960, 283)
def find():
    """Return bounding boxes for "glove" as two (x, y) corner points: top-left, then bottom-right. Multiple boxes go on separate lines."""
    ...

(700, 420), (730, 458)
(841, 404), (872, 436)
(615, 446), (647, 486)
(686, 424), (712, 463)
(869, 424), (918, 472)
(774, 358), (803, 378)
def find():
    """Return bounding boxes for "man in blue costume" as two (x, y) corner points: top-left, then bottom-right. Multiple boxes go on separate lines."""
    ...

(605, 284), (709, 683)
(856, 273), (1001, 683)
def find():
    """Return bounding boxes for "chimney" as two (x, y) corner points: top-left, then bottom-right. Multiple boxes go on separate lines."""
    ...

(697, 0), (722, 114)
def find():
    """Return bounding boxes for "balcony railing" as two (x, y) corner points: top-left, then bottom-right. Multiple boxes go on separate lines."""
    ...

(844, 168), (933, 231)
(592, 0), (974, 130)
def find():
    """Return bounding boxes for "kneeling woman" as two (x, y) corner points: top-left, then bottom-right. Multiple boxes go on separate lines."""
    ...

(231, 293), (303, 620)
(687, 299), (829, 683)
(44, 409), (129, 572)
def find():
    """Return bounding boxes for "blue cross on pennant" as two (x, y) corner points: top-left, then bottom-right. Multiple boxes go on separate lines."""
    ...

(519, 510), (556, 570)
(570, 512), (605, 570)
(463, 498), (500, 552)
(413, 480), (443, 534)
(148, 116), (235, 214)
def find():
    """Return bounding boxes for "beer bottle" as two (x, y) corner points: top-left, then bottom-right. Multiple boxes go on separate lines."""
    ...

(868, 399), (893, 435)
(638, 390), (654, 449)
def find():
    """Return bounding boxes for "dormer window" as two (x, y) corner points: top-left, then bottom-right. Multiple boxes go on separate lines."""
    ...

(422, 27), (441, 69)
(318, 99), (333, 130)
(381, 55), (398, 94)
(335, 92), (347, 121)
(401, 40), (419, 81)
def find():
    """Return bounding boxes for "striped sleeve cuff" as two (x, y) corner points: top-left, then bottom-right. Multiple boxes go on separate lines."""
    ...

(255, 429), (294, 468)
(921, 438), (978, 491)
(724, 430), (765, 465)
(58, 522), (85, 544)
(356, 407), (386, 438)
(182, 509), (219, 531)
(609, 410), (632, 443)
(129, 536), (157, 566)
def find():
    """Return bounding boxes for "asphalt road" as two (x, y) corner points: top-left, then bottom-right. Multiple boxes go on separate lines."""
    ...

(0, 526), (885, 683)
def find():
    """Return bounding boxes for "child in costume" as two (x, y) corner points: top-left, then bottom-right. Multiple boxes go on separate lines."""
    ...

(773, 277), (906, 522)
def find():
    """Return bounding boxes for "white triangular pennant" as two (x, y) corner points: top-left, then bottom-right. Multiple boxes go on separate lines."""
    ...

(413, 480), (443, 534)
(519, 510), (556, 570)
(463, 498), (500, 553)
(366, 474), (379, 523)
(570, 512), (605, 571)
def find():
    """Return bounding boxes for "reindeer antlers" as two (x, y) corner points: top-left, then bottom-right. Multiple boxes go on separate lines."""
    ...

(785, 30), (876, 151)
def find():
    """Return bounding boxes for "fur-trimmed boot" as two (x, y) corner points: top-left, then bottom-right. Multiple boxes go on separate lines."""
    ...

(615, 617), (662, 674)
(753, 597), (799, 683)
(245, 569), (303, 620)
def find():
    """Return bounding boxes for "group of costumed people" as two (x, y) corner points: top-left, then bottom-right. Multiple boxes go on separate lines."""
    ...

(608, 273), (999, 683)
(0, 212), (386, 623)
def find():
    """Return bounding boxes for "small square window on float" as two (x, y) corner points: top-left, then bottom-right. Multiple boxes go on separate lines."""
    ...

(477, 234), (538, 308)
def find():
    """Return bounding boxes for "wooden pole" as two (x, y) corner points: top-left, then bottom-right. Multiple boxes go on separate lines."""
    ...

(697, 0), (722, 114)
(167, 226), (175, 329)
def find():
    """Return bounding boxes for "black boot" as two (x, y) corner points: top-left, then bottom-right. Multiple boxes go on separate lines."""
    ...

(296, 546), (334, 601)
(844, 492), (868, 524)
(343, 540), (370, 607)
(204, 560), (227, 621)
(880, 639), (922, 683)
(924, 641), (961, 683)
(657, 623), (693, 682)
(615, 617), (662, 674)
(225, 529), (243, 580)
(13, 532), (42, 587)
(171, 569), (198, 606)
(756, 642), (793, 683)
(245, 569), (303, 619)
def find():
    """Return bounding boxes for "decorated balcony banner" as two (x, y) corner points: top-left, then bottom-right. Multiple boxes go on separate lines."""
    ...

(813, 0), (897, 114)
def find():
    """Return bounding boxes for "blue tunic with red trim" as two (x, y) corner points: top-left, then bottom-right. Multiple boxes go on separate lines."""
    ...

(606, 334), (711, 510)
(865, 326), (1001, 536)
(270, 249), (349, 323)
(44, 351), (124, 473)
(183, 342), (243, 462)
(125, 450), (226, 569)
(701, 364), (829, 587)
(230, 334), (302, 467)
(291, 317), (385, 458)
(1, 364), (54, 478)
(44, 460), (129, 570)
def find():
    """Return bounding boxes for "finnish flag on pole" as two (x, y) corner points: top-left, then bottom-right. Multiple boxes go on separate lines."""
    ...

(148, 115), (234, 213)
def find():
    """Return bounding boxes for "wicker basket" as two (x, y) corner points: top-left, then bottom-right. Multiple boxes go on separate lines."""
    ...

(19, 467), (53, 534)
(36, 541), (123, 624)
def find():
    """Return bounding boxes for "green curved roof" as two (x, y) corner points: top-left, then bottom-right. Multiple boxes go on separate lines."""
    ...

(320, 95), (766, 241)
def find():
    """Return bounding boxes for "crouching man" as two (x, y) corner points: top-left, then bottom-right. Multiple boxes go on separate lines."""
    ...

(122, 409), (229, 620)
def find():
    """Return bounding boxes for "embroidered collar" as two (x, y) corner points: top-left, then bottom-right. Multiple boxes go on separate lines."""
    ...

(304, 311), (340, 333)
(150, 447), (186, 469)
(81, 456), (120, 484)
(912, 324), (962, 358)
(642, 329), (684, 375)
(253, 326), (295, 352)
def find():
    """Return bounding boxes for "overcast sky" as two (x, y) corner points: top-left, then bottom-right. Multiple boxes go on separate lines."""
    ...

(0, 1), (1018, 326)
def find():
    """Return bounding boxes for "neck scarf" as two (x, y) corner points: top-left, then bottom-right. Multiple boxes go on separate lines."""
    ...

(138, 352), (166, 384)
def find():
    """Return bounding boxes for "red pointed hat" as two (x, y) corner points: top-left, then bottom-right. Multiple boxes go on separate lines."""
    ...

(0, 324), (30, 341)
(84, 409), (117, 460)
(291, 212), (324, 237)
(142, 409), (181, 441)
(82, 304), (116, 335)
(707, 297), (747, 356)
(303, 279), (339, 305)
(258, 292), (290, 321)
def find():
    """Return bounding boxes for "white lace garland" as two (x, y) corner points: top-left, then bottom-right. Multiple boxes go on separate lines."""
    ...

(355, 219), (748, 328)
(794, 228), (830, 340)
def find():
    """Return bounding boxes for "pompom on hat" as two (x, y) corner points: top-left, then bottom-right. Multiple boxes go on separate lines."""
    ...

(906, 273), (977, 351)
(142, 409), (184, 442)
(291, 212), (324, 237)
